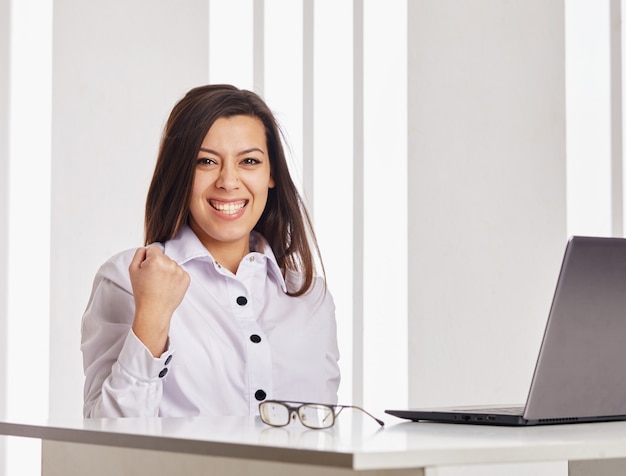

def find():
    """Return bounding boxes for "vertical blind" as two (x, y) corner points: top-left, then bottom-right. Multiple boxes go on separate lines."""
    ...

(207, 0), (409, 409)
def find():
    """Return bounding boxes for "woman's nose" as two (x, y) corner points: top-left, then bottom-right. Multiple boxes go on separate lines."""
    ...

(216, 165), (239, 189)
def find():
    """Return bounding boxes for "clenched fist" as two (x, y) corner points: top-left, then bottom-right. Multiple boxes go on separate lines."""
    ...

(129, 245), (190, 357)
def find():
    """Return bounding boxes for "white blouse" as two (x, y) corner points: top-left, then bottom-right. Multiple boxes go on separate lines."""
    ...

(81, 225), (340, 418)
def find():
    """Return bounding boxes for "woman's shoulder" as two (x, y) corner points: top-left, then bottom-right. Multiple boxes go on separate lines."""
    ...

(95, 243), (167, 287)
(101, 242), (165, 271)
(100, 247), (136, 269)
(91, 248), (132, 288)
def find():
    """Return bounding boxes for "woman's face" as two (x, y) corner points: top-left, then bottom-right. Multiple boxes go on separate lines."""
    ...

(188, 114), (275, 255)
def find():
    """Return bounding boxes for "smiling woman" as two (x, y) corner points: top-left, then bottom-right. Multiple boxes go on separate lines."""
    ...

(80, 84), (340, 418)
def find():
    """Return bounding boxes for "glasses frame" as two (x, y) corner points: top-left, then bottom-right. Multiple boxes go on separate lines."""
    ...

(259, 400), (385, 429)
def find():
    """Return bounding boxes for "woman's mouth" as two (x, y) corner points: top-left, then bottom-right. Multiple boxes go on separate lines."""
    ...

(209, 199), (248, 215)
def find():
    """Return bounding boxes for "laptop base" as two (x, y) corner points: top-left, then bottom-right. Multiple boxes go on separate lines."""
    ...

(385, 408), (626, 427)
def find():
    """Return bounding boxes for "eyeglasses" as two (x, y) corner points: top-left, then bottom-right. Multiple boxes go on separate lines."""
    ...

(259, 400), (385, 429)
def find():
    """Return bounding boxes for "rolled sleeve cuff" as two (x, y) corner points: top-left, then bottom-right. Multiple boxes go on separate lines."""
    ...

(116, 329), (175, 382)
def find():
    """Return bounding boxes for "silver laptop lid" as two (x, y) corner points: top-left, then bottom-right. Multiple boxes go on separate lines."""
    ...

(524, 236), (626, 421)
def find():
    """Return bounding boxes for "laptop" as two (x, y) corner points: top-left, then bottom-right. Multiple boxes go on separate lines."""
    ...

(386, 235), (626, 426)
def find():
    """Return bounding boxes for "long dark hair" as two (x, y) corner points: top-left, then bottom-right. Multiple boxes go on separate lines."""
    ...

(145, 84), (323, 296)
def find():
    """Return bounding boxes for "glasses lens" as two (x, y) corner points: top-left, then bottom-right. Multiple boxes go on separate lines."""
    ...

(260, 402), (290, 426)
(298, 404), (335, 429)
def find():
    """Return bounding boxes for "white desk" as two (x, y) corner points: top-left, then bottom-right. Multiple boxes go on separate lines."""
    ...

(1, 415), (626, 475)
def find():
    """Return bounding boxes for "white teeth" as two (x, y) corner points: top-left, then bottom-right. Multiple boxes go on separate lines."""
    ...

(211, 200), (246, 215)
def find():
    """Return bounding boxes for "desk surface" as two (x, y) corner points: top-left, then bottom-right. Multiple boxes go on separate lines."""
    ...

(3, 415), (626, 471)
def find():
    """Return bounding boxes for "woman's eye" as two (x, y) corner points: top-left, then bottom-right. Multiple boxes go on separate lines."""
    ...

(242, 158), (260, 165)
(197, 158), (216, 166)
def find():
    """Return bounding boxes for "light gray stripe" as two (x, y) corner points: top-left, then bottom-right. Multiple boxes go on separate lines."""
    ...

(303, 0), (314, 216)
(352, 0), (364, 407)
(253, 0), (264, 95)
(610, 0), (623, 237)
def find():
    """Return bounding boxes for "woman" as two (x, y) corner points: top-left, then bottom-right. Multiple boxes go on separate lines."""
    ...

(81, 84), (340, 417)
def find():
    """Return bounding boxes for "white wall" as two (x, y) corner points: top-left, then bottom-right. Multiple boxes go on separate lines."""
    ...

(4, 1), (52, 475)
(361, 0), (408, 412)
(407, 0), (567, 407)
(566, 0), (614, 237)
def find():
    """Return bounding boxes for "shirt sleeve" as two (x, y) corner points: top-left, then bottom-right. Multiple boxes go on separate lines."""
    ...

(81, 253), (174, 418)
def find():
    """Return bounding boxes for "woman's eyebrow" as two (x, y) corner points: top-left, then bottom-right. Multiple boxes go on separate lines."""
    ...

(198, 147), (265, 156)
(237, 147), (265, 156)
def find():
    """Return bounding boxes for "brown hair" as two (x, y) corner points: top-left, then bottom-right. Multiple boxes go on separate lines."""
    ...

(145, 84), (323, 296)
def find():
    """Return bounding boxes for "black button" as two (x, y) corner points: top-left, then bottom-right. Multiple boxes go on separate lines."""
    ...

(165, 355), (172, 365)
(159, 368), (168, 378)
(255, 389), (266, 401)
(236, 296), (248, 306)
(250, 334), (262, 343)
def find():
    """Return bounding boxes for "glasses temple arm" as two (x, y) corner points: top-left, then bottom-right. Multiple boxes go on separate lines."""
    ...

(340, 405), (385, 426)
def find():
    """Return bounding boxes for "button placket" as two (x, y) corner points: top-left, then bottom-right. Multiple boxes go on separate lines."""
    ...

(226, 278), (253, 319)
(226, 255), (272, 413)
(241, 320), (272, 413)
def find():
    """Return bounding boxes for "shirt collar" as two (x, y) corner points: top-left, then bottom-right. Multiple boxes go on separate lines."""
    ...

(162, 225), (287, 292)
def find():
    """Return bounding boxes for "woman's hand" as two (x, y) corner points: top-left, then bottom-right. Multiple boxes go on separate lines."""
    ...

(129, 246), (190, 357)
